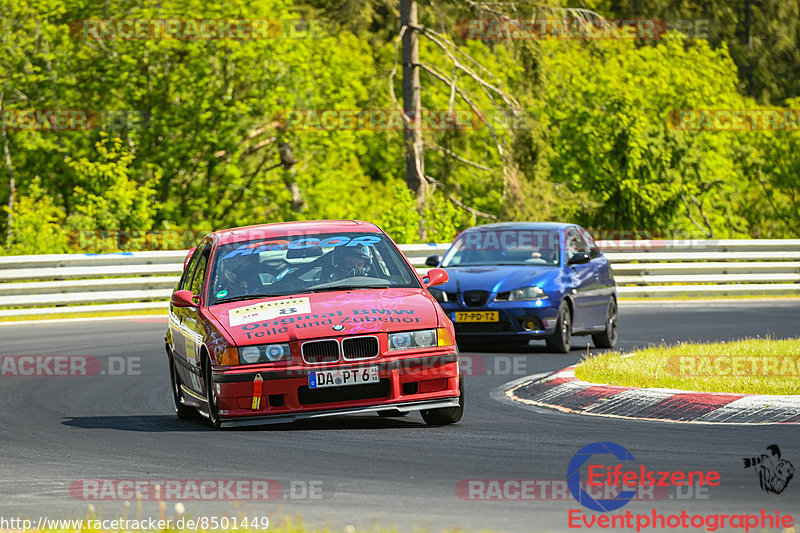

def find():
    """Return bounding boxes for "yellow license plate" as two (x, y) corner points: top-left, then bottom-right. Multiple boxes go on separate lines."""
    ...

(455, 311), (499, 322)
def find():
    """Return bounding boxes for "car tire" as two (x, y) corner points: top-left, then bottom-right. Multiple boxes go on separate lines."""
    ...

(420, 374), (464, 426)
(203, 357), (222, 429)
(168, 354), (193, 420)
(592, 299), (618, 349)
(377, 409), (409, 417)
(546, 302), (572, 353)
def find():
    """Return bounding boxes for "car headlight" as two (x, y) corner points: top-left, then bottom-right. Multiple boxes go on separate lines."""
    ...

(508, 286), (548, 301)
(238, 343), (291, 364)
(265, 343), (291, 361)
(388, 329), (438, 351)
(240, 346), (262, 364)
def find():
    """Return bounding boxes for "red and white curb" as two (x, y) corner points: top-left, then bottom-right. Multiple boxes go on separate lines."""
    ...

(506, 366), (800, 424)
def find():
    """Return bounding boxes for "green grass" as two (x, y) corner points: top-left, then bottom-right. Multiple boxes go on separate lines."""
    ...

(575, 337), (800, 395)
(0, 308), (167, 322)
(619, 294), (800, 302)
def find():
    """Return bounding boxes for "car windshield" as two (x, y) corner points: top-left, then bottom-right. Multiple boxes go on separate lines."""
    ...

(207, 231), (420, 305)
(441, 229), (561, 267)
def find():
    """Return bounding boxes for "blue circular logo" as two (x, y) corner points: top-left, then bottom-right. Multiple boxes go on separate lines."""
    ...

(567, 442), (637, 512)
(332, 325), (344, 331)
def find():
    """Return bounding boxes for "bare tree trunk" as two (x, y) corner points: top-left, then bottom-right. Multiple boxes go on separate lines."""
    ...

(400, 0), (428, 240)
(279, 141), (304, 211)
(0, 89), (14, 246)
(743, 0), (755, 97)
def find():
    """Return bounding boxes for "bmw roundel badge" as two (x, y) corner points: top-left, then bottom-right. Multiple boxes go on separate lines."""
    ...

(332, 324), (344, 331)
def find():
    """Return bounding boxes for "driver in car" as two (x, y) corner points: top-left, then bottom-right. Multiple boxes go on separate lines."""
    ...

(329, 244), (373, 281)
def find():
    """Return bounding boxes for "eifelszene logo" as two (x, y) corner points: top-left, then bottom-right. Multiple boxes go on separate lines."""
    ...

(566, 442), (795, 531)
(567, 442), (720, 512)
(743, 445), (794, 494)
(567, 441), (637, 512)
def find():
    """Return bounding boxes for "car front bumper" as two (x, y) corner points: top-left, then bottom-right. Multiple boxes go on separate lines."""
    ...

(217, 398), (460, 427)
(210, 351), (460, 424)
(439, 300), (560, 339)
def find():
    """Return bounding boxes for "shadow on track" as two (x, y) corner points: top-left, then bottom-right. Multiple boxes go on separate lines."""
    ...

(62, 414), (430, 432)
(459, 340), (595, 354)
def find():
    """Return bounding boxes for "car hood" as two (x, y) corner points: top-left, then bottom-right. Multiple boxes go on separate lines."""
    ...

(207, 288), (440, 346)
(438, 265), (559, 293)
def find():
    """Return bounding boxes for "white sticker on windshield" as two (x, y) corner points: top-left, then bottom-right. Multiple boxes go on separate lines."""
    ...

(229, 297), (311, 327)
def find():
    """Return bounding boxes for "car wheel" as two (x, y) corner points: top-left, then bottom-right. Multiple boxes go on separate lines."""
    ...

(546, 302), (571, 353)
(420, 374), (464, 426)
(203, 357), (222, 429)
(592, 299), (618, 349)
(168, 354), (193, 420)
(377, 409), (409, 417)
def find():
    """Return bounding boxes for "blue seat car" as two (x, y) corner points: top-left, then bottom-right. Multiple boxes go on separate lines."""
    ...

(426, 223), (617, 352)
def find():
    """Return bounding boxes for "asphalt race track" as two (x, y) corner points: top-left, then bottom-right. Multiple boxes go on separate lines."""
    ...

(1, 301), (799, 533)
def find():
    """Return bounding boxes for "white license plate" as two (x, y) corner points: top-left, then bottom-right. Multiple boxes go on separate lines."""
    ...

(309, 367), (379, 389)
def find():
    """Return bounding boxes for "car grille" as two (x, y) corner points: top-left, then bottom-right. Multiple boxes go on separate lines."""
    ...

(301, 340), (339, 363)
(297, 379), (391, 405)
(342, 336), (379, 360)
(463, 290), (489, 307)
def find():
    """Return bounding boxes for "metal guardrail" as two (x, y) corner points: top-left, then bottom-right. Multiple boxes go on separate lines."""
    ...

(1, 240), (798, 317)
(599, 239), (800, 298)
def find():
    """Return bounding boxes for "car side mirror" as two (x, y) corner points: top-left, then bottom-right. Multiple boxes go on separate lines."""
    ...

(424, 268), (448, 288)
(425, 255), (440, 267)
(171, 289), (198, 308)
(568, 251), (591, 265)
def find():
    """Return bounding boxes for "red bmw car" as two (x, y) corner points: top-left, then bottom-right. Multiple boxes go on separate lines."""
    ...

(165, 220), (463, 428)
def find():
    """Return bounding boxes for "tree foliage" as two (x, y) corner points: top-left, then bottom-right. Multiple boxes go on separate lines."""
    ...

(0, 0), (798, 255)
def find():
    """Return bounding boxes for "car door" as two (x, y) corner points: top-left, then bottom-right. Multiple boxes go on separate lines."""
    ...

(565, 228), (594, 331)
(170, 243), (204, 362)
(579, 228), (614, 328)
(181, 242), (212, 395)
(171, 241), (211, 394)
